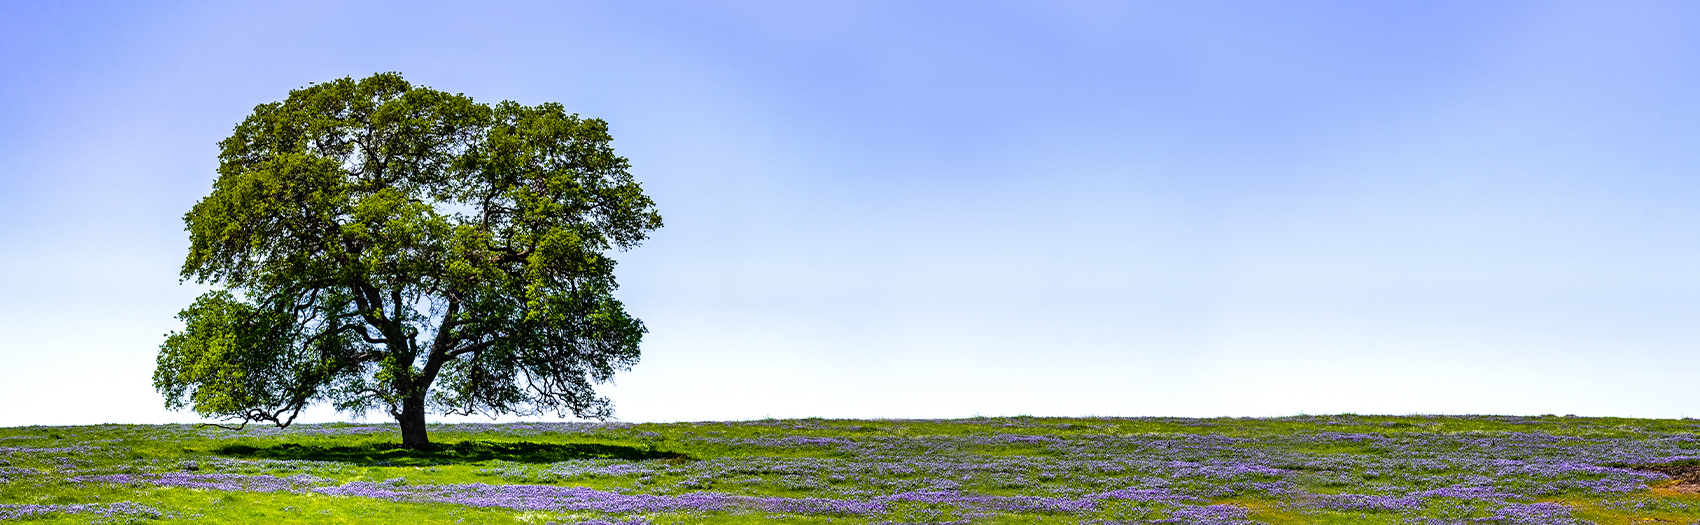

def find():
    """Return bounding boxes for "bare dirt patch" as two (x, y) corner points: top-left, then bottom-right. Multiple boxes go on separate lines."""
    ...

(1632, 463), (1700, 494)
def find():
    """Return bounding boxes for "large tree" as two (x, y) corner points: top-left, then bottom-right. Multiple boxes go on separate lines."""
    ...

(155, 73), (662, 449)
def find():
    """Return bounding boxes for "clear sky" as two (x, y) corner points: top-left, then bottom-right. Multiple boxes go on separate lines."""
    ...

(3, 1), (1699, 427)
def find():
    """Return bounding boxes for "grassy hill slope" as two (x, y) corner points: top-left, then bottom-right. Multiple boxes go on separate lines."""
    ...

(4, 415), (1700, 524)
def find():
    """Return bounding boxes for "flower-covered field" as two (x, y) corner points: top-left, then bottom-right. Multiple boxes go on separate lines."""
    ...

(4, 415), (1700, 524)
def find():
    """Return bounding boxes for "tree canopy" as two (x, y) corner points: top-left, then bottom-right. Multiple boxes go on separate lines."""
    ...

(155, 73), (662, 448)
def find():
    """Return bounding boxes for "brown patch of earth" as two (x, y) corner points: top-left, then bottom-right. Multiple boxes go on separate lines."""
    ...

(1632, 463), (1700, 495)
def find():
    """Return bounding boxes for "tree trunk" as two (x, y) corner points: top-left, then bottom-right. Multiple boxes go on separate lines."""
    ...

(398, 395), (431, 450)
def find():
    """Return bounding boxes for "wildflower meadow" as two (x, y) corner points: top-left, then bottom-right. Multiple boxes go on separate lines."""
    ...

(4, 415), (1700, 524)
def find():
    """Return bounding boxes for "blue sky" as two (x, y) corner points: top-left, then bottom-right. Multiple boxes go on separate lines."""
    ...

(3, 1), (1700, 426)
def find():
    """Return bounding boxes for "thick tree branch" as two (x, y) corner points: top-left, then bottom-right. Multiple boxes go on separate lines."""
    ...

(351, 325), (388, 345)
(494, 247), (534, 264)
(444, 338), (496, 358)
(350, 279), (387, 326)
(415, 300), (462, 392)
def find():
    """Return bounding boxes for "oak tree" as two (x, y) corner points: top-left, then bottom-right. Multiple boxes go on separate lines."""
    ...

(155, 73), (662, 449)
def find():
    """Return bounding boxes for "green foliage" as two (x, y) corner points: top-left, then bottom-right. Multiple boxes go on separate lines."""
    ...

(155, 291), (347, 426)
(157, 73), (662, 437)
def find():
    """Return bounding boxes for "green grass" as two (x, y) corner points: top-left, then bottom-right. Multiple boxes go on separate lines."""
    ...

(4, 415), (1700, 523)
(216, 440), (686, 465)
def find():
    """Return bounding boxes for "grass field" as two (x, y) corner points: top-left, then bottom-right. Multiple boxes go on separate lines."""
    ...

(4, 415), (1700, 524)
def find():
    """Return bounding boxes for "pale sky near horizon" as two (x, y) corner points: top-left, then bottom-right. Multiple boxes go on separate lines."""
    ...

(4, 1), (1700, 427)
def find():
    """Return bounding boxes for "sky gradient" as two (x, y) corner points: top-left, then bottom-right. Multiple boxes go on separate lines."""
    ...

(3, 1), (1699, 426)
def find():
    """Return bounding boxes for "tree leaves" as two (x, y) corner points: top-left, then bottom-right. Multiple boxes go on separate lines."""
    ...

(159, 73), (661, 432)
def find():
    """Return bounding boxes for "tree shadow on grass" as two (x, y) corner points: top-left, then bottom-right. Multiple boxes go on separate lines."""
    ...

(215, 441), (688, 466)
